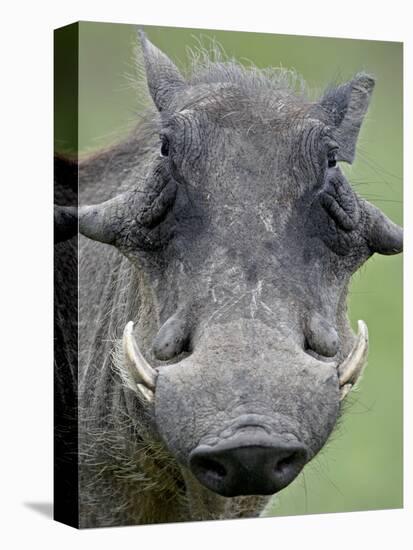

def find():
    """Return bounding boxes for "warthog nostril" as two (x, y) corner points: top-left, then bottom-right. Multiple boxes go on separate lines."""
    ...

(189, 437), (308, 497)
(276, 455), (293, 473)
(274, 450), (305, 476)
(195, 457), (227, 480)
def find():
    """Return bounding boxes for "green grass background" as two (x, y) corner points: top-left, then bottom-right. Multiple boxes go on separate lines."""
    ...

(56, 22), (403, 516)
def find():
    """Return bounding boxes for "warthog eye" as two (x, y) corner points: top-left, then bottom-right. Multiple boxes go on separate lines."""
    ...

(327, 148), (338, 168)
(160, 134), (170, 157)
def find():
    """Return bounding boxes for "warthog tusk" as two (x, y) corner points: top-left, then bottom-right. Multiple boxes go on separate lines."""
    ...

(123, 321), (157, 398)
(136, 383), (156, 403)
(338, 320), (369, 401)
(339, 383), (353, 401)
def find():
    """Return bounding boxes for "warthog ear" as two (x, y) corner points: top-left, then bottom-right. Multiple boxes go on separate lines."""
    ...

(320, 73), (375, 163)
(320, 75), (402, 256)
(139, 30), (186, 112)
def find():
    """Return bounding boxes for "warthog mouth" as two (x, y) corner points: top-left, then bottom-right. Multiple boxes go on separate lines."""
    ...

(119, 319), (369, 404)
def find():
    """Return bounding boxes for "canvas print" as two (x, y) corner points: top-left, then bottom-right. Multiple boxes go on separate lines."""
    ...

(54, 23), (403, 528)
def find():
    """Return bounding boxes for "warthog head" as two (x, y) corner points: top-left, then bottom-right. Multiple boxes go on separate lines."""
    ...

(79, 32), (402, 497)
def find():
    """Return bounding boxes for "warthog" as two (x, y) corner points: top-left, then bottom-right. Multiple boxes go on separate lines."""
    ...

(71, 31), (402, 527)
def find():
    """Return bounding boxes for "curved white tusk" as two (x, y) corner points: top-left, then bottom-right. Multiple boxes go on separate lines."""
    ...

(338, 320), (369, 388)
(137, 383), (155, 403)
(339, 383), (353, 402)
(123, 321), (157, 391)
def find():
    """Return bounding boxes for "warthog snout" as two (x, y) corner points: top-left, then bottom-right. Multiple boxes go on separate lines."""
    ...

(189, 432), (308, 497)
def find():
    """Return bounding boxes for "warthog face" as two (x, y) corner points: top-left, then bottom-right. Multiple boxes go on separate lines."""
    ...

(79, 32), (402, 497)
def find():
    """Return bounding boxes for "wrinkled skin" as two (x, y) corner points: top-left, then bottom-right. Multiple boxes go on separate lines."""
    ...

(70, 32), (403, 527)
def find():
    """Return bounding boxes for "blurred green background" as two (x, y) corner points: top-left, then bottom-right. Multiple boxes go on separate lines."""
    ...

(56, 22), (403, 516)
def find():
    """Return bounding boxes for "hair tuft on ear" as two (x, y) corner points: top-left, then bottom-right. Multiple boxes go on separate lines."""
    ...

(139, 29), (186, 112)
(320, 73), (375, 163)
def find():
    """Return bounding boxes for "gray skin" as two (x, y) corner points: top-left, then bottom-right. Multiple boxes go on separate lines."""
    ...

(75, 32), (403, 527)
